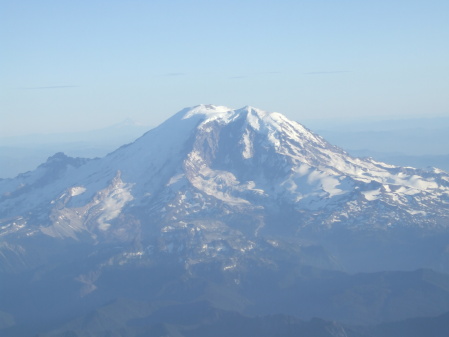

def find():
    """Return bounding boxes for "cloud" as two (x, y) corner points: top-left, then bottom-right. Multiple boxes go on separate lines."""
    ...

(304, 71), (351, 75)
(19, 85), (79, 90)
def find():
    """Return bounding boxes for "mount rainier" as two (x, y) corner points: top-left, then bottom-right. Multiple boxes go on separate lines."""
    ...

(2, 104), (449, 269)
(2, 105), (448, 240)
(2, 105), (449, 336)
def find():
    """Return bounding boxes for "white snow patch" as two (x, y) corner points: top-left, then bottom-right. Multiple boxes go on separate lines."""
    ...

(167, 174), (185, 186)
(247, 110), (261, 130)
(362, 189), (381, 201)
(161, 226), (175, 233)
(124, 251), (144, 258)
(223, 263), (237, 271)
(97, 177), (134, 231)
(407, 210), (427, 216)
(321, 176), (345, 197)
(395, 186), (420, 196)
(186, 152), (250, 205)
(307, 170), (345, 197)
(267, 240), (279, 247)
(297, 164), (310, 176)
(70, 186), (86, 197)
(182, 104), (233, 120)
(242, 130), (253, 159)
(267, 130), (281, 148)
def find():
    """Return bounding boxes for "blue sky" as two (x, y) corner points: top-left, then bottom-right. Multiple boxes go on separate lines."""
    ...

(1, 0), (449, 136)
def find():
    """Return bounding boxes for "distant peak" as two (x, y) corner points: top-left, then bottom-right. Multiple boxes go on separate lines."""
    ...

(121, 118), (136, 126)
(111, 118), (145, 128)
(48, 152), (69, 160)
(41, 152), (90, 170)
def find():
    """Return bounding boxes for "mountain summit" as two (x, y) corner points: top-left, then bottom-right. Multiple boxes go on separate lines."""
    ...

(1, 104), (449, 273)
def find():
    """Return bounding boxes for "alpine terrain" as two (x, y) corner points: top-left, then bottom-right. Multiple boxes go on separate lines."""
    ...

(1, 105), (449, 336)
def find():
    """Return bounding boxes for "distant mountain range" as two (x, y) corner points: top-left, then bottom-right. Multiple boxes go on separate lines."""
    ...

(0, 119), (151, 178)
(316, 127), (449, 171)
(1, 105), (449, 336)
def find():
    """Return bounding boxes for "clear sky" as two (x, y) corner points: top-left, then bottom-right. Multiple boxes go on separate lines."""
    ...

(1, 0), (449, 137)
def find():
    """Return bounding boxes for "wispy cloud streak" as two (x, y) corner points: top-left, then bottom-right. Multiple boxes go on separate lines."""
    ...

(229, 71), (280, 79)
(19, 85), (80, 90)
(304, 71), (351, 75)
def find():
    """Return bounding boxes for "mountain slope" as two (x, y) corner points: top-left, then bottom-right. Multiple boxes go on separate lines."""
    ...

(2, 104), (449, 334)
(2, 104), (448, 228)
(1, 105), (449, 274)
(34, 300), (367, 337)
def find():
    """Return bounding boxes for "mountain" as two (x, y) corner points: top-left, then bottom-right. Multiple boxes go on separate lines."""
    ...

(366, 310), (449, 337)
(1, 104), (448, 268)
(303, 115), (449, 173)
(315, 128), (449, 172)
(0, 119), (151, 179)
(342, 149), (449, 173)
(1, 104), (449, 335)
(32, 300), (367, 337)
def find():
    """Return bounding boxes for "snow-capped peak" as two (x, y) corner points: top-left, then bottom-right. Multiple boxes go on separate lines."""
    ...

(1, 104), (449, 248)
(181, 104), (234, 120)
(180, 105), (274, 126)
